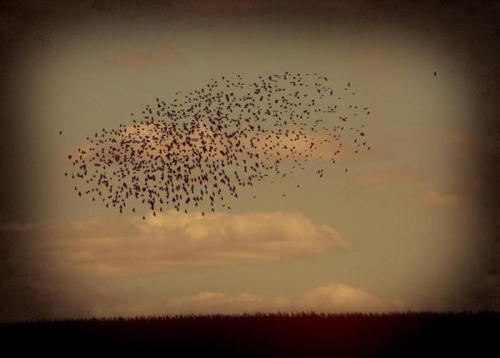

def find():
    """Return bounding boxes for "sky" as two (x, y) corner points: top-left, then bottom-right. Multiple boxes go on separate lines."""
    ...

(0, 1), (499, 322)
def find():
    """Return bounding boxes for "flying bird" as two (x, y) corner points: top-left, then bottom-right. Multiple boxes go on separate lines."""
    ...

(64, 72), (371, 216)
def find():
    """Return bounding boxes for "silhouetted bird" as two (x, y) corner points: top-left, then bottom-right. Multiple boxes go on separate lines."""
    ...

(64, 72), (371, 217)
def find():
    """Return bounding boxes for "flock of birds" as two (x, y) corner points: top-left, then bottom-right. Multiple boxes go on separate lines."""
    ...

(63, 72), (372, 218)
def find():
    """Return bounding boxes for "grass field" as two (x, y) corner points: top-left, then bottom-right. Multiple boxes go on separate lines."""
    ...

(1, 312), (498, 357)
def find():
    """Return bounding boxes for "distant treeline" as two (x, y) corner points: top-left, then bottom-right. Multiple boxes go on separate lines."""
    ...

(1, 312), (498, 357)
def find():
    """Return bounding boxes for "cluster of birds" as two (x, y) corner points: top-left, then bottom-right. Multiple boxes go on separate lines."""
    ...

(64, 72), (372, 218)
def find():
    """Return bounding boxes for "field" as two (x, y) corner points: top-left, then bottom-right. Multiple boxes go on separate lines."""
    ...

(1, 312), (498, 357)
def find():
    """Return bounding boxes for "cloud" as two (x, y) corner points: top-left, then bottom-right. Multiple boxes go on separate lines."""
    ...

(67, 118), (368, 186)
(2, 214), (410, 322)
(162, 291), (290, 315)
(78, 120), (349, 164)
(88, 283), (405, 318)
(2, 211), (349, 277)
(186, 283), (402, 314)
(408, 189), (466, 208)
(299, 283), (400, 312)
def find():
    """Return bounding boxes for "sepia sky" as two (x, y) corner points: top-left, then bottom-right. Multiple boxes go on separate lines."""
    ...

(1, 1), (499, 322)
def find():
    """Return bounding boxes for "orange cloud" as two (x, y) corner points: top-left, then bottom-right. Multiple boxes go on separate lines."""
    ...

(299, 283), (401, 312)
(89, 282), (406, 317)
(408, 189), (466, 208)
(69, 118), (366, 175)
(3, 212), (349, 277)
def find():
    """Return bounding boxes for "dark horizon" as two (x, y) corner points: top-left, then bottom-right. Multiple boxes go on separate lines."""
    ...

(2, 311), (499, 357)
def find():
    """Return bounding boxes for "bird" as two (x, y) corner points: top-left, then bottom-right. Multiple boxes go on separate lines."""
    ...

(64, 72), (370, 217)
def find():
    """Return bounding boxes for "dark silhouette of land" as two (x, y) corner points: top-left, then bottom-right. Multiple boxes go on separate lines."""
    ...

(1, 312), (498, 357)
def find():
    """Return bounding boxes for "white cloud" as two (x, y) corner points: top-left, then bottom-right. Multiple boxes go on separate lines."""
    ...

(299, 283), (399, 312)
(88, 282), (406, 318)
(163, 291), (291, 315)
(3, 211), (349, 277)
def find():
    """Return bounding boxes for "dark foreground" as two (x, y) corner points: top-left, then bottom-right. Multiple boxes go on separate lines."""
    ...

(1, 312), (498, 357)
